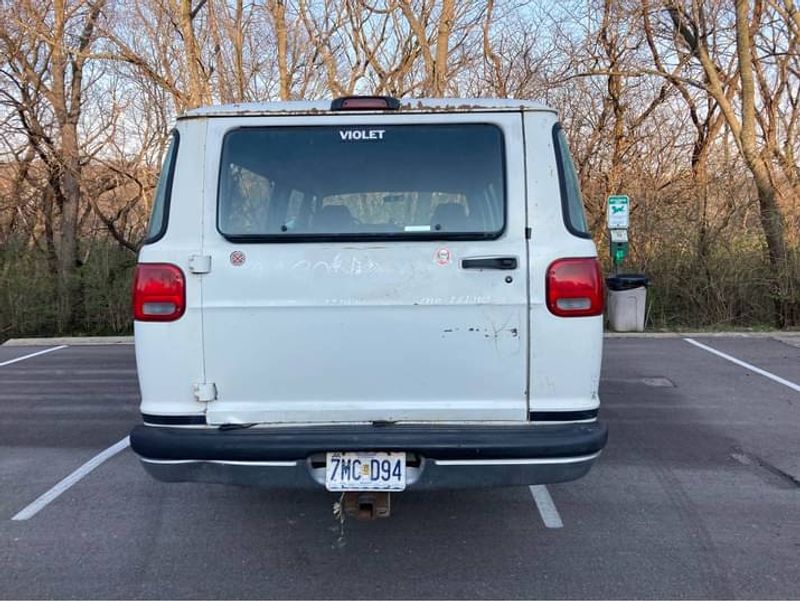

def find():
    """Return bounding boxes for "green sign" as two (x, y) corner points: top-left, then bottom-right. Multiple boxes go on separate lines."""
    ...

(607, 195), (630, 229)
(612, 243), (627, 265)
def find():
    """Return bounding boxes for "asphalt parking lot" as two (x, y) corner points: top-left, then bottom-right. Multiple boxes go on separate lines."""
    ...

(1, 335), (799, 599)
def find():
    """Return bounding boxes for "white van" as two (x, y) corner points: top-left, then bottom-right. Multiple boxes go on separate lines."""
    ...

(130, 96), (607, 497)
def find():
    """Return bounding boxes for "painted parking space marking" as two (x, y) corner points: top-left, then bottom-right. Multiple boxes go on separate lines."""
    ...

(12, 437), (130, 521)
(529, 485), (563, 528)
(684, 338), (800, 393)
(0, 345), (68, 368)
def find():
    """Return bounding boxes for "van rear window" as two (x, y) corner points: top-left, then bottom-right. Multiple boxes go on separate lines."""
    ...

(553, 124), (590, 238)
(217, 124), (505, 241)
(144, 131), (179, 244)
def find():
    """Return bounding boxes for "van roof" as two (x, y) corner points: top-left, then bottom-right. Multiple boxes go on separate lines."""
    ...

(180, 98), (556, 119)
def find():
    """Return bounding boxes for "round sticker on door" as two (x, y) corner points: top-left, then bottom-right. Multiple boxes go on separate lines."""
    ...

(230, 250), (246, 266)
(434, 247), (451, 266)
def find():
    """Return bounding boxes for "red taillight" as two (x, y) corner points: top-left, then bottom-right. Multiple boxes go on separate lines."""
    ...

(132, 263), (186, 322)
(546, 258), (604, 317)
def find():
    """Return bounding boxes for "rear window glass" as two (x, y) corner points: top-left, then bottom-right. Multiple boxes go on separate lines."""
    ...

(217, 124), (505, 241)
(144, 131), (179, 244)
(553, 125), (590, 237)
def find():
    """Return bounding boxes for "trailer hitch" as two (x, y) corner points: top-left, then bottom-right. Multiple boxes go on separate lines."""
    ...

(342, 492), (391, 520)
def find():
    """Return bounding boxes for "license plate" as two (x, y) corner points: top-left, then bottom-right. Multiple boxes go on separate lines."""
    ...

(325, 452), (406, 491)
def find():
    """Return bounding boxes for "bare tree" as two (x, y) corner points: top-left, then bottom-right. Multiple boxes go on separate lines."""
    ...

(650, 0), (798, 325)
(0, 0), (107, 330)
(104, 0), (213, 111)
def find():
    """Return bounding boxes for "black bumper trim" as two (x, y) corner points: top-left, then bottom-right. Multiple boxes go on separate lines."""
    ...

(141, 413), (206, 426)
(130, 422), (607, 462)
(529, 409), (598, 422)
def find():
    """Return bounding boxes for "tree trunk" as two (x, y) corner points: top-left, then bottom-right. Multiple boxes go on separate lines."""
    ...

(233, 0), (246, 101)
(58, 121), (82, 331)
(734, 0), (789, 326)
(49, 0), (78, 332)
(432, 0), (455, 96)
(179, 0), (209, 108)
(268, 0), (291, 100)
(750, 158), (790, 326)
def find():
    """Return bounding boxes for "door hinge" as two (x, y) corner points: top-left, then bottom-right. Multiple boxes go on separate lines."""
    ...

(525, 227), (532, 240)
(189, 254), (212, 274)
(193, 382), (217, 402)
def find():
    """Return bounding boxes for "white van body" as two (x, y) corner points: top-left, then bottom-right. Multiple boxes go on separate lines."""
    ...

(131, 97), (607, 491)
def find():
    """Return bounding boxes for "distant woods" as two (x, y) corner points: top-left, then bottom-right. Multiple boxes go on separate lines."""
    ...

(0, 0), (798, 337)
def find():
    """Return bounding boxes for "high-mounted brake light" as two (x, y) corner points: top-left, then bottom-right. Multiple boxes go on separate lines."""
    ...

(132, 263), (186, 322)
(546, 258), (604, 317)
(330, 96), (401, 111)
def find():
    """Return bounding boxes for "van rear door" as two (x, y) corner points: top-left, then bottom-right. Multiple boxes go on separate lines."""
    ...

(200, 112), (529, 424)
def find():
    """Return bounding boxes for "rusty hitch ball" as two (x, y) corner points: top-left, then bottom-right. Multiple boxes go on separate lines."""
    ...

(343, 492), (391, 520)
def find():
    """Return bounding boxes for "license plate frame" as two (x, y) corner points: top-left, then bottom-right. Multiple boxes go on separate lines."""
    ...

(325, 451), (406, 492)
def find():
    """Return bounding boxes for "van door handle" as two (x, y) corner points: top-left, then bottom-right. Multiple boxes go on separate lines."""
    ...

(461, 257), (518, 270)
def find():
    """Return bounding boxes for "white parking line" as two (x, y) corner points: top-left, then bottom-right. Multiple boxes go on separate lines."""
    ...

(0, 345), (68, 367)
(12, 437), (130, 521)
(529, 485), (563, 528)
(684, 338), (800, 393)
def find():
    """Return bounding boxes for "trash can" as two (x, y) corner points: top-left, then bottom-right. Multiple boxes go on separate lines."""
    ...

(606, 274), (649, 332)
